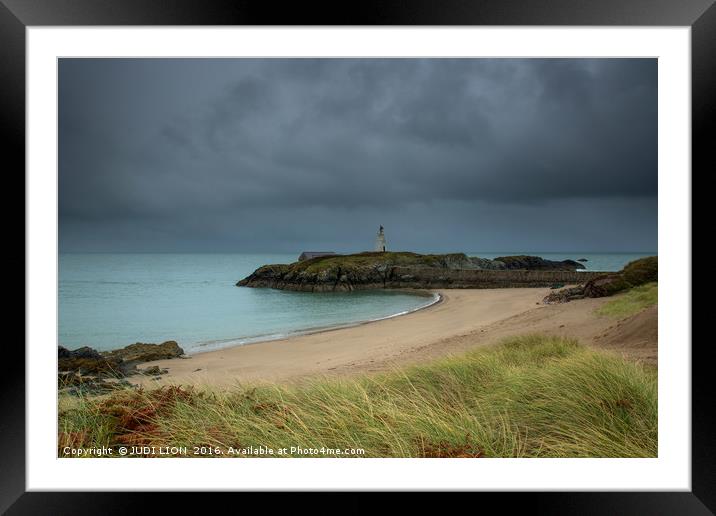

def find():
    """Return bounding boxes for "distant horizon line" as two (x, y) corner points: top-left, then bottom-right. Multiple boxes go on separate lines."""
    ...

(58, 250), (659, 255)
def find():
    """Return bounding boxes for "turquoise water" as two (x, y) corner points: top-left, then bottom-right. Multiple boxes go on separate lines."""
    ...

(58, 253), (437, 354)
(59, 252), (653, 354)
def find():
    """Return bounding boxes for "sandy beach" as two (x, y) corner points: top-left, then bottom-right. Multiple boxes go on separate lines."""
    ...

(130, 287), (656, 389)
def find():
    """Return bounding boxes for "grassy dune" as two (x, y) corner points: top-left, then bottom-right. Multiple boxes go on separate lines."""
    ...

(58, 335), (657, 458)
(596, 282), (658, 318)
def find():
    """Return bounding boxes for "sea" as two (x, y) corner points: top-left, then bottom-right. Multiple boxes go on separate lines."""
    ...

(59, 252), (654, 354)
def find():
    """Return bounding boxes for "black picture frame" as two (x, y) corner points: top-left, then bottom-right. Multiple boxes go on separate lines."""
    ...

(3, 0), (710, 512)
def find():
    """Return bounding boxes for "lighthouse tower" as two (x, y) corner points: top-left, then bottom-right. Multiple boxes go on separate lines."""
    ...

(375, 225), (387, 252)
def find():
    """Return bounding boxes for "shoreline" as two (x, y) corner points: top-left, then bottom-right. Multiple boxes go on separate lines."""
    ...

(128, 285), (657, 389)
(189, 289), (442, 355)
(130, 288), (553, 388)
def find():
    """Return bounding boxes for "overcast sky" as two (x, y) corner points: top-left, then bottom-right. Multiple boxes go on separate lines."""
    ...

(59, 58), (657, 254)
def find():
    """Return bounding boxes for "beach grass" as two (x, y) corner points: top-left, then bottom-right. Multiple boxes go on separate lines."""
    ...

(58, 334), (657, 458)
(595, 282), (657, 319)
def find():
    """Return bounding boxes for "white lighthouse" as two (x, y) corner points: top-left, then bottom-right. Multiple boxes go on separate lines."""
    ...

(375, 225), (387, 252)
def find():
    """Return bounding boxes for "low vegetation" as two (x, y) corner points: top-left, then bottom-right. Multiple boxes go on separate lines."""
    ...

(59, 335), (657, 458)
(291, 251), (469, 274)
(596, 282), (658, 318)
(543, 256), (658, 304)
(589, 256), (658, 297)
(621, 256), (658, 286)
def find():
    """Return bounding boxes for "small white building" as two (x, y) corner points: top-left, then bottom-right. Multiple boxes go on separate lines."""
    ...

(375, 225), (387, 252)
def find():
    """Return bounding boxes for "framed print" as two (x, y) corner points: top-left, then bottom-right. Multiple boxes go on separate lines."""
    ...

(4, 0), (712, 512)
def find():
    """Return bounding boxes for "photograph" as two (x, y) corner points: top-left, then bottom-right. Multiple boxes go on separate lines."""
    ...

(5, 0), (708, 506)
(57, 57), (659, 459)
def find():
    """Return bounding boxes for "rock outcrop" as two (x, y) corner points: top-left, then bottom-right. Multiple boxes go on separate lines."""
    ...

(543, 256), (657, 304)
(541, 285), (587, 304)
(237, 252), (594, 292)
(494, 255), (585, 271)
(58, 341), (185, 394)
(58, 346), (122, 376)
(102, 340), (184, 365)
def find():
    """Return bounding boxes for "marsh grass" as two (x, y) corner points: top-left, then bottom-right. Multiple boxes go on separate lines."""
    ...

(58, 335), (657, 458)
(595, 282), (658, 319)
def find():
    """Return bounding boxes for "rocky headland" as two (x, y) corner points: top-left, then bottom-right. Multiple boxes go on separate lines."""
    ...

(236, 252), (595, 292)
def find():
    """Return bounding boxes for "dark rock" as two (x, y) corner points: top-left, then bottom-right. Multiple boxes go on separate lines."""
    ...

(59, 341), (184, 383)
(493, 255), (585, 271)
(58, 345), (103, 360)
(140, 365), (168, 376)
(578, 258), (588, 262)
(582, 274), (631, 298)
(70, 346), (103, 359)
(58, 346), (122, 377)
(102, 340), (184, 363)
(542, 286), (587, 304)
(236, 264), (290, 287)
(467, 257), (506, 270)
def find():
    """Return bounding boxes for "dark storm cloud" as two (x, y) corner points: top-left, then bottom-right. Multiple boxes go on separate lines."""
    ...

(59, 58), (657, 253)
